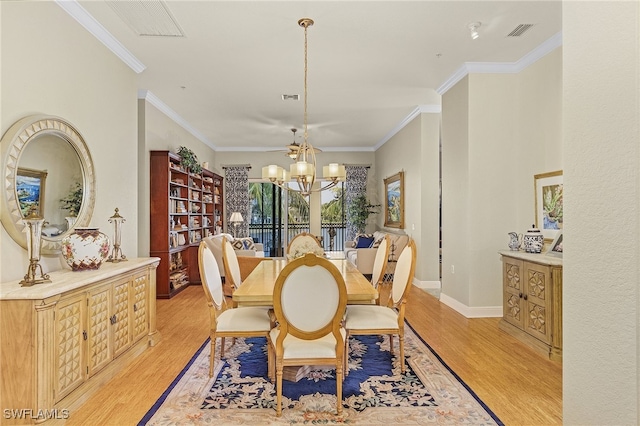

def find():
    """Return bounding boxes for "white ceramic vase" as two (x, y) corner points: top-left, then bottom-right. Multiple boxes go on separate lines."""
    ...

(61, 227), (110, 271)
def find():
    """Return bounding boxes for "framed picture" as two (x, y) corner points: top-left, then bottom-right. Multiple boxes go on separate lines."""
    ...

(384, 171), (404, 228)
(16, 167), (47, 218)
(546, 231), (563, 258)
(534, 170), (563, 241)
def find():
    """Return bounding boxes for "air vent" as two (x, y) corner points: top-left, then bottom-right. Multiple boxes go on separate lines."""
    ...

(107, 0), (185, 37)
(507, 24), (535, 37)
(281, 94), (300, 101)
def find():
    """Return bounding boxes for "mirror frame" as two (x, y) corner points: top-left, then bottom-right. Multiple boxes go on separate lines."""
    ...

(1, 115), (96, 254)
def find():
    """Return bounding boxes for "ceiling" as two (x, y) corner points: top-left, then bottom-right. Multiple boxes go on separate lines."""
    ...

(72, 1), (562, 153)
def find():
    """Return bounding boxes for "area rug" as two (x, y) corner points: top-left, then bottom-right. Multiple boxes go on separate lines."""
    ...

(139, 322), (502, 425)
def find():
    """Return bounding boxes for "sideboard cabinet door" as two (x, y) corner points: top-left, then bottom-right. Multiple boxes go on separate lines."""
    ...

(54, 293), (86, 402)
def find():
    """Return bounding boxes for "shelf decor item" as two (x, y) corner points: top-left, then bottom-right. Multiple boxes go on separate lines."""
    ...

(177, 146), (202, 174)
(19, 208), (51, 286)
(61, 227), (110, 271)
(107, 208), (127, 263)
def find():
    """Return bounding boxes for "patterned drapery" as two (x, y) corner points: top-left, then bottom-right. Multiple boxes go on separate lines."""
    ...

(345, 165), (369, 241)
(223, 166), (251, 238)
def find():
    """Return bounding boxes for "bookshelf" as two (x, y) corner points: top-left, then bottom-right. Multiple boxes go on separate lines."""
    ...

(150, 151), (223, 298)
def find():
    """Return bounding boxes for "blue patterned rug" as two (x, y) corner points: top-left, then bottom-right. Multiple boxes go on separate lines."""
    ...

(140, 322), (502, 425)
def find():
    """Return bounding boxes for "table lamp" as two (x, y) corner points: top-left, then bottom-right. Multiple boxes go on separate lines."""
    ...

(229, 212), (243, 237)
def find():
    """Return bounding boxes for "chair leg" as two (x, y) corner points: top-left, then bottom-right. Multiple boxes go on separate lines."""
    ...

(336, 361), (343, 415)
(399, 331), (405, 374)
(276, 361), (283, 417)
(209, 335), (216, 378)
(344, 333), (350, 377)
(220, 337), (226, 358)
(389, 334), (394, 355)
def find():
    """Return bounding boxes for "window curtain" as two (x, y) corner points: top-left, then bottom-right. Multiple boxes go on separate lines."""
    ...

(223, 166), (251, 238)
(345, 165), (369, 241)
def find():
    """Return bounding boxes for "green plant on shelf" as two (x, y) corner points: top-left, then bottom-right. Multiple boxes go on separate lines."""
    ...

(177, 146), (202, 174)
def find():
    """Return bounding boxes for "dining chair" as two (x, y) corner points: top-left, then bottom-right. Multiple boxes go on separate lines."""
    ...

(286, 232), (323, 257)
(344, 239), (416, 374)
(198, 242), (272, 376)
(370, 234), (390, 303)
(267, 253), (347, 417)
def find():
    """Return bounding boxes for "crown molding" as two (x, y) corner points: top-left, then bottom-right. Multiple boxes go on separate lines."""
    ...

(437, 31), (563, 95)
(374, 105), (442, 150)
(138, 90), (216, 149)
(56, 0), (146, 73)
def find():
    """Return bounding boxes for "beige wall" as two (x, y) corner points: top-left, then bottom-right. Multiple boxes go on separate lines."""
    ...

(375, 113), (441, 284)
(137, 100), (217, 257)
(563, 2), (640, 423)
(441, 48), (562, 313)
(1, 2), (139, 282)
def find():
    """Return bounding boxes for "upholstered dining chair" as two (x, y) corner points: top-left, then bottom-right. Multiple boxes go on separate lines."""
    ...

(267, 253), (347, 417)
(344, 239), (416, 374)
(370, 234), (390, 303)
(286, 232), (323, 257)
(198, 242), (271, 377)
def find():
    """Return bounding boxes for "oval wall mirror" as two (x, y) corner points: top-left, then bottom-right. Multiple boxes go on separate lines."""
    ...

(0, 115), (96, 254)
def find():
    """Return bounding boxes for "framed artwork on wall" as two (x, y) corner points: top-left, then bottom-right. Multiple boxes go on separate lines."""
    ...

(16, 167), (47, 217)
(384, 171), (404, 229)
(534, 170), (563, 241)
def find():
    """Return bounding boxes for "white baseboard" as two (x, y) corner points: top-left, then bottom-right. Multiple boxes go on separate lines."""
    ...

(412, 278), (440, 290)
(439, 293), (503, 319)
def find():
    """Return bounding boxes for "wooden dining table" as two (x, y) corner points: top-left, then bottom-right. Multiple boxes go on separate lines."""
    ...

(232, 257), (377, 306)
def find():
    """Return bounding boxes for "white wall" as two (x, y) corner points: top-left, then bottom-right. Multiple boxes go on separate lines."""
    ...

(563, 2), (640, 423)
(440, 49), (562, 314)
(1, 2), (139, 282)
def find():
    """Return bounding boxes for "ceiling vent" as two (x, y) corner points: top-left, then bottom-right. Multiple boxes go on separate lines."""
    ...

(507, 24), (535, 37)
(106, 0), (185, 37)
(281, 94), (300, 101)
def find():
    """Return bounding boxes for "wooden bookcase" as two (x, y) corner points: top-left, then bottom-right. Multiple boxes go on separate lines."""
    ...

(150, 151), (223, 298)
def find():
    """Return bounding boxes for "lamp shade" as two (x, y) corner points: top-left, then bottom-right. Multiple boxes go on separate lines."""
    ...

(229, 212), (244, 223)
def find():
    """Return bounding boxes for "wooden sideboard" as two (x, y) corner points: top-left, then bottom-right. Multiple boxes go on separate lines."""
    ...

(498, 251), (562, 361)
(0, 258), (160, 425)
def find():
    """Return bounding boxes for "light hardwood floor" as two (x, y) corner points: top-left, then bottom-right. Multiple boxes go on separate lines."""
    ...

(64, 284), (562, 425)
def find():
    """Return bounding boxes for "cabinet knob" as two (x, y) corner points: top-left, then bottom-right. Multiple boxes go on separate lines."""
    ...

(133, 303), (138, 312)
(83, 330), (87, 340)
(523, 294), (528, 300)
(519, 292), (523, 298)
(110, 314), (117, 325)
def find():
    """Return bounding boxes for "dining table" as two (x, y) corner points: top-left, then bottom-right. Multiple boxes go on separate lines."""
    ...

(232, 257), (377, 306)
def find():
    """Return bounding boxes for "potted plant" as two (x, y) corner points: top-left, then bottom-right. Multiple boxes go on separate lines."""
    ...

(347, 194), (379, 235)
(177, 146), (202, 174)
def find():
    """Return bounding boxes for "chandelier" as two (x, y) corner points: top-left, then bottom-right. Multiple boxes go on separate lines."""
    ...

(262, 18), (345, 196)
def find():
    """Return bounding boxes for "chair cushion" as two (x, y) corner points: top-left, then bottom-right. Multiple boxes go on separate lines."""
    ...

(269, 327), (346, 359)
(217, 307), (271, 332)
(345, 305), (399, 330)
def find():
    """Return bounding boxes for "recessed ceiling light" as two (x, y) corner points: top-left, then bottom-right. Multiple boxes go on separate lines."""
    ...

(468, 22), (481, 40)
(281, 94), (300, 101)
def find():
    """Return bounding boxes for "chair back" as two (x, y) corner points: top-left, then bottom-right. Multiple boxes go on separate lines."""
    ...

(198, 242), (226, 311)
(390, 239), (417, 307)
(222, 237), (242, 289)
(273, 253), (346, 341)
(287, 232), (323, 255)
(370, 234), (390, 288)
(202, 233), (234, 277)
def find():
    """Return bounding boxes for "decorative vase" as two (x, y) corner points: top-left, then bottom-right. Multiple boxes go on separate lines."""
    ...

(61, 227), (110, 271)
(523, 225), (544, 253)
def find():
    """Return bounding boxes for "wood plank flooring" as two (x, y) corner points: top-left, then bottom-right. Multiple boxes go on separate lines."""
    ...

(64, 284), (562, 425)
